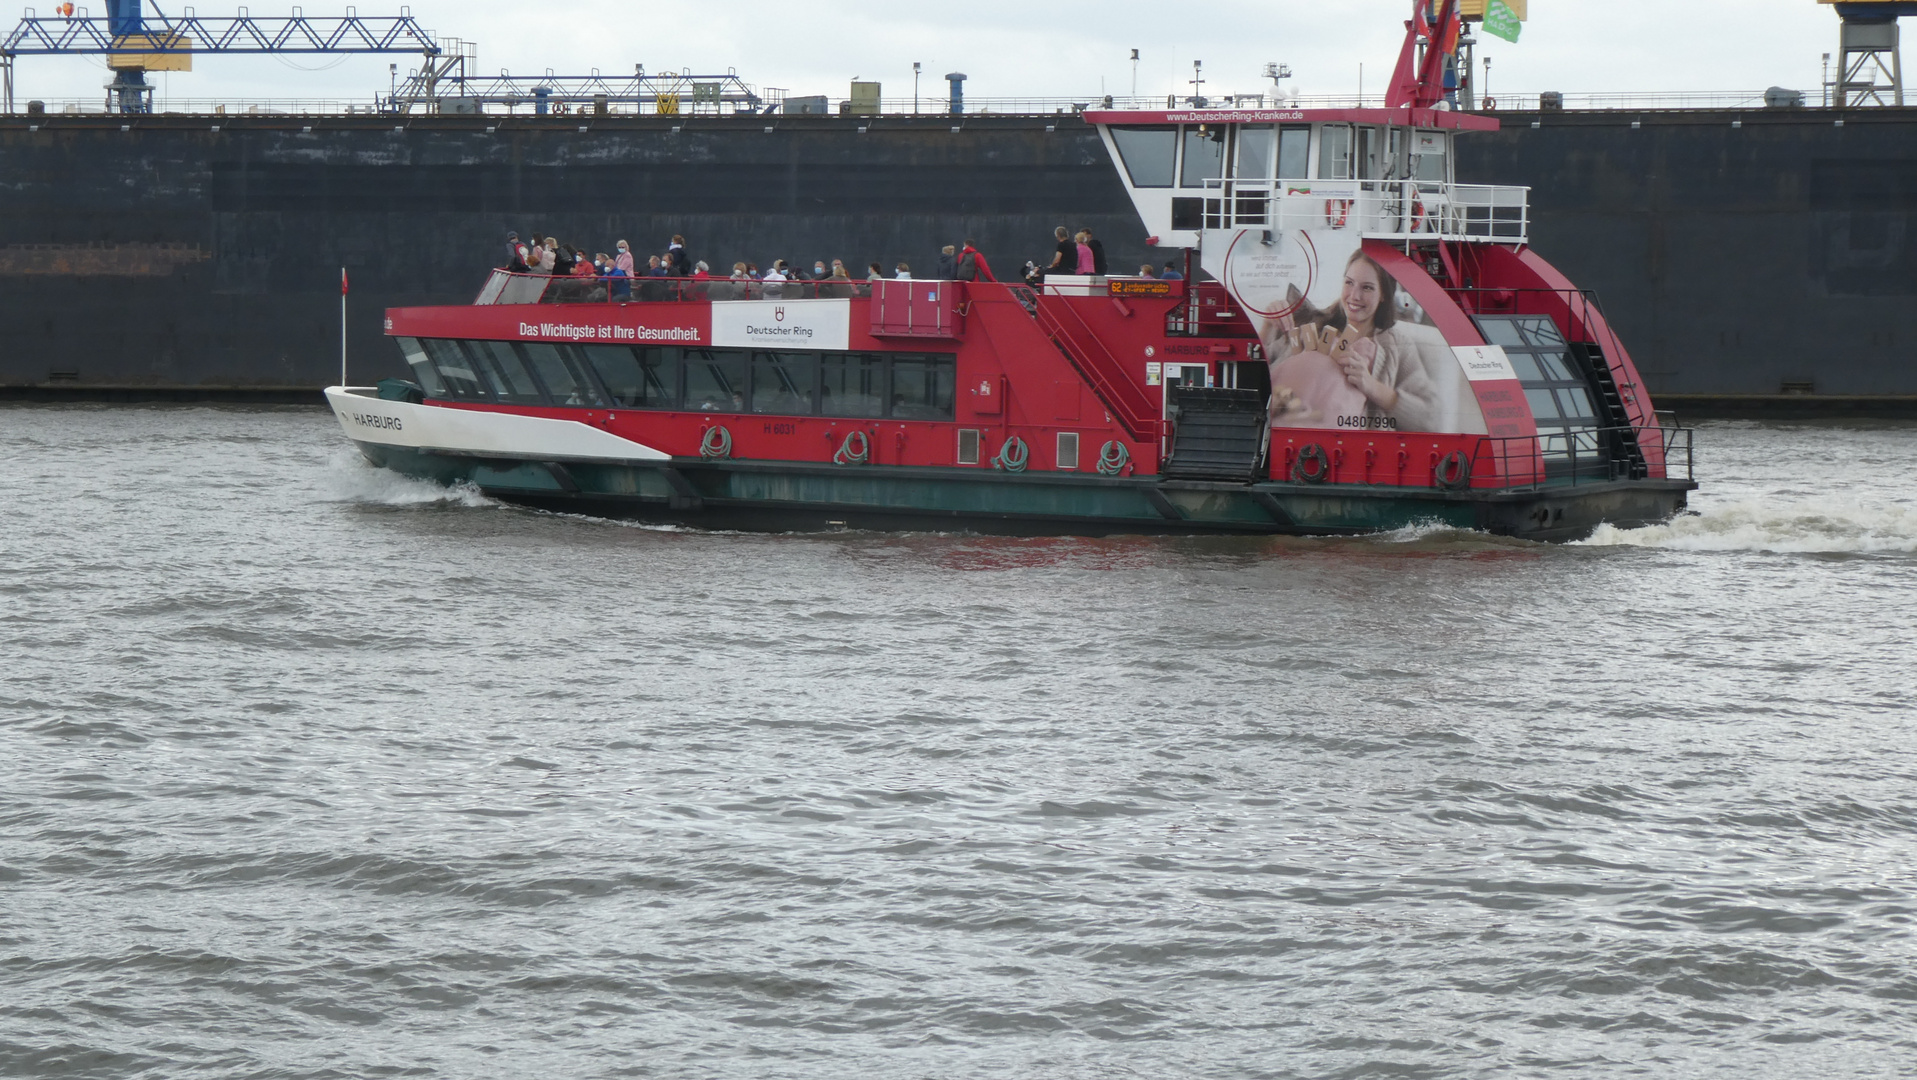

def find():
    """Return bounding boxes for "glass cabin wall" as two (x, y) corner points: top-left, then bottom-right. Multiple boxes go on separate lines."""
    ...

(1234, 125), (1275, 179)
(1316, 124), (1353, 179)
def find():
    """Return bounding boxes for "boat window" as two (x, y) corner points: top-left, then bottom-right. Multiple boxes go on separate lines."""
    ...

(1517, 316), (1566, 347)
(820, 354), (887, 417)
(1475, 314), (1606, 473)
(751, 351), (818, 415)
(1504, 352), (1544, 381)
(1357, 127), (1381, 180)
(1477, 319), (1528, 349)
(468, 340), (546, 405)
(1412, 130), (1449, 182)
(1180, 126), (1226, 188)
(1537, 352), (1576, 381)
(1234, 125), (1275, 179)
(420, 338), (489, 400)
(521, 344), (603, 406)
(395, 338), (446, 397)
(1317, 124), (1353, 179)
(683, 348), (749, 412)
(1277, 126), (1310, 179)
(584, 345), (677, 408)
(890, 356), (956, 419)
(1557, 387), (1596, 419)
(1109, 126), (1177, 188)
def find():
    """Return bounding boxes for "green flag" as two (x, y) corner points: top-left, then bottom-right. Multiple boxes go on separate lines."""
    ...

(1484, 0), (1523, 43)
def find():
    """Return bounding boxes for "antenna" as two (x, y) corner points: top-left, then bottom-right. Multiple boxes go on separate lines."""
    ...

(1188, 59), (1204, 107)
(1130, 48), (1139, 97)
(1262, 61), (1291, 101)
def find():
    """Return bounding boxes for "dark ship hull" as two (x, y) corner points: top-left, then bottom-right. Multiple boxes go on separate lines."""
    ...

(2, 107), (1912, 411)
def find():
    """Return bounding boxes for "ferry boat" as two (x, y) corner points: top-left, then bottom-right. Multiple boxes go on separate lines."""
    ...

(325, 3), (1695, 541)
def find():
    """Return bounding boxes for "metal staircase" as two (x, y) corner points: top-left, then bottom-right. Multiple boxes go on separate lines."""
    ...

(1030, 293), (1159, 440)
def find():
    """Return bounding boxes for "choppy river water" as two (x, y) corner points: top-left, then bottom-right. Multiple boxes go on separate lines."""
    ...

(3, 406), (1916, 1079)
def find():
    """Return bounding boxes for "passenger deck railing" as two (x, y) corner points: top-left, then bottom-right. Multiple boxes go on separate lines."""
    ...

(1200, 178), (1529, 244)
(474, 268), (884, 305)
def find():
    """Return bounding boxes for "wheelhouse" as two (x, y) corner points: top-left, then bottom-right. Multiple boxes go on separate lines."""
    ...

(1086, 108), (1525, 247)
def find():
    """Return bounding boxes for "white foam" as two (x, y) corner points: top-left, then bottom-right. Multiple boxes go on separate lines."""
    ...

(1579, 497), (1917, 554)
(320, 448), (496, 509)
(1371, 519), (1478, 544)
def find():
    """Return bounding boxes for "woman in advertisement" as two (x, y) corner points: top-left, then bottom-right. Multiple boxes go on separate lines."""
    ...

(1260, 249), (1440, 433)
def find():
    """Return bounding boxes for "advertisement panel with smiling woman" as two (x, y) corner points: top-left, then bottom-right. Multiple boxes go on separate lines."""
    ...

(1261, 249), (1443, 433)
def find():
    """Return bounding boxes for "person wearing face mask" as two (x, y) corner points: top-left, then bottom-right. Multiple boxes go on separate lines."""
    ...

(615, 240), (635, 278)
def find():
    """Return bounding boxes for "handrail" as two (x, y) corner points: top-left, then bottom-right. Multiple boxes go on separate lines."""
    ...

(1030, 290), (1159, 440)
(1200, 177), (1529, 244)
(1466, 423), (1692, 490)
(473, 268), (886, 305)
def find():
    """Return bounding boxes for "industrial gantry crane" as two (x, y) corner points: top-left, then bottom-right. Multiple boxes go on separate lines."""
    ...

(1, 0), (440, 113)
(1821, 0), (1917, 105)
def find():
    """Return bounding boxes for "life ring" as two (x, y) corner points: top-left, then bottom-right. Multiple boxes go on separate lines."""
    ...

(992, 435), (1029, 473)
(1433, 449), (1471, 490)
(1409, 194), (1427, 233)
(1096, 440), (1131, 476)
(1293, 443), (1331, 484)
(1325, 199), (1352, 228)
(832, 429), (870, 466)
(699, 425), (732, 459)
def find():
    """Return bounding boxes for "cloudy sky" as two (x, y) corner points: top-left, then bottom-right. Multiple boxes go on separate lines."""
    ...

(12, 1), (1842, 107)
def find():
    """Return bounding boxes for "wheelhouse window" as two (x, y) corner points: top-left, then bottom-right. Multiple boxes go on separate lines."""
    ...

(1180, 126), (1226, 188)
(1109, 126), (1177, 188)
(1317, 124), (1353, 180)
(1277, 125), (1310, 179)
(1412, 129), (1450, 182)
(1234, 125), (1275, 178)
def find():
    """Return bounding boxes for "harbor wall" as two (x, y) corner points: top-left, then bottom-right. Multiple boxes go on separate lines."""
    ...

(0, 115), (1145, 395)
(1, 108), (1914, 403)
(1462, 107), (1917, 400)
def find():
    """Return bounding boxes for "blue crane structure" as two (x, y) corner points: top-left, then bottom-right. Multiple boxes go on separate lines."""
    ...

(1, 0), (440, 113)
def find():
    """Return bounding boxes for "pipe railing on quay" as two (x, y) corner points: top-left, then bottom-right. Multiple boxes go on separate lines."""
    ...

(3, 88), (1826, 120)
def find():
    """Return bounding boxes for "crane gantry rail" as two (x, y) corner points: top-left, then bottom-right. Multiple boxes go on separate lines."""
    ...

(2, 2), (439, 113)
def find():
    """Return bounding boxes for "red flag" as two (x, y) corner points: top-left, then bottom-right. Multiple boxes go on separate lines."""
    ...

(341, 268), (349, 296)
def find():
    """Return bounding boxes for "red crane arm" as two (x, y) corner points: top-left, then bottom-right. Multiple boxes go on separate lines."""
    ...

(1385, 0), (1462, 111)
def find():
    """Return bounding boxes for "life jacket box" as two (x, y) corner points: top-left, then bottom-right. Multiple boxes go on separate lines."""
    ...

(869, 279), (963, 340)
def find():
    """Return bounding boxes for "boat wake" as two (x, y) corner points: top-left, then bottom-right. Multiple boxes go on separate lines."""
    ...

(321, 450), (496, 509)
(1579, 497), (1917, 553)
